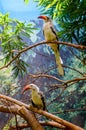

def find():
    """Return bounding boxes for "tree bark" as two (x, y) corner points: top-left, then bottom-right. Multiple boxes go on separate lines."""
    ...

(0, 94), (84, 130)
(18, 106), (44, 130)
(0, 105), (44, 130)
(9, 121), (65, 129)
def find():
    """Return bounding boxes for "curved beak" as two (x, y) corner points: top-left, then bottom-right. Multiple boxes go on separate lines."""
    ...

(22, 85), (32, 94)
(38, 15), (47, 20)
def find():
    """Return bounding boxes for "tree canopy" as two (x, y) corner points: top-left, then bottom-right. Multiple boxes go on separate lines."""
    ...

(35, 0), (86, 44)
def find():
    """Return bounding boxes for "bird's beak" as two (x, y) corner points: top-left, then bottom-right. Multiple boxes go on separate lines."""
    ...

(38, 15), (47, 20)
(22, 85), (32, 94)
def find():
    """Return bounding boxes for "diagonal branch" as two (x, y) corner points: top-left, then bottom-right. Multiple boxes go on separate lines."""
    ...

(28, 73), (86, 87)
(0, 104), (44, 130)
(0, 105), (65, 129)
(0, 40), (86, 70)
(64, 77), (86, 85)
(53, 108), (86, 114)
(29, 73), (65, 83)
(10, 121), (65, 129)
(0, 94), (84, 130)
(63, 65), (85, 76)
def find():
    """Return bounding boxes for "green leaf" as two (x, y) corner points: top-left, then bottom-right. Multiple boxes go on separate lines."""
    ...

(24, 0), (29, 4)
(46, 1), (57, 10)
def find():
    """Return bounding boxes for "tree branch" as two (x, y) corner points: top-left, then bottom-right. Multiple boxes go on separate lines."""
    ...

(18, 106), (44, 130)
(28, 73), (86, 87)
(0, 105), (44, 130)
(10, 121), (65, 129)
(29, 73), (65, 83)
(64, 77), (86, 85)
(0, 105), (65, 129)
(63, 65), (85, 76)
(53, 108), (86, 114)
(0, 40), (86, 70)
(0, 94), (84, 130)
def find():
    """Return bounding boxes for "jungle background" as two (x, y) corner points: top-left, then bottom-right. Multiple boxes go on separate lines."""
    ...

(0, 0), (86, 129)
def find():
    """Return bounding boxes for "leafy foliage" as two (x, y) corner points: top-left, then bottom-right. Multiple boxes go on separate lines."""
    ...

(0, 13), (36, 77)
(0, 55), (19, 96)
(34, 0), (86, 44)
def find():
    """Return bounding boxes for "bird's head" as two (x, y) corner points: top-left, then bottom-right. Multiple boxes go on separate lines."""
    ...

(38, 15), (51, 22)
(22, 84), (39, 94)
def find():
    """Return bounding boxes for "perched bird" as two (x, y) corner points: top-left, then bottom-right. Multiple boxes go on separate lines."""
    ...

(22, 84), (46, 110)
(38, 15), (64, 76)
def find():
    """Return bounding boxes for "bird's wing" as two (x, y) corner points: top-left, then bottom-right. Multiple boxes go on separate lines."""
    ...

(43, 29), (44, 37)
(50, 26), (58, 41)
(50, 26), (59, 50)
(38, 91), (46, 110)
(31, 99), (38, 108)
(43, 24), (59, 50)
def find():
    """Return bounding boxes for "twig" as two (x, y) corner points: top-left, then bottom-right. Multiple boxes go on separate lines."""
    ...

(63, 65), (85, 76)
(14, 114), (18, 130)
(64, 77), (86, 85)
(53, 108), (86, 114)
(29, 73), (65, 83)
(28, 74), (86, 87)
(68, 48), (86, 65)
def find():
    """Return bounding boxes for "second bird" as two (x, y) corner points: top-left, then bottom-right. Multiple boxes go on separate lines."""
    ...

(38, 15), (64, 76)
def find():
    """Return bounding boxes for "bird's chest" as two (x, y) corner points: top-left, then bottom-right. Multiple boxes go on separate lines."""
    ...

(43, 23), (56, 41)
(31, 92), (43, 105)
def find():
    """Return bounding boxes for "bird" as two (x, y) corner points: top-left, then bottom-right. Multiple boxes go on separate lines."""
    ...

(38, 15), (64, 76)
(22, 83), (46, 110)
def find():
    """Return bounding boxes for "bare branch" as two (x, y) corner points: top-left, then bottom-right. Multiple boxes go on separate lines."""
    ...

(65, 77), (86, 85)
(0, 105), (65, 129)
(10, 121), (65, 129)
(51, 76), (86, 87)
(0, 94), (84, 130)
(0, 40), (86, 70)
(53, 108), (86, 114)
(63, 65), (85, 76)
(18, 106), (44, 130)
(0, 105), (44, 130)
(29, 73), (65, 83)
(68, 48), (86, 65)
(28, 73), (86, 87)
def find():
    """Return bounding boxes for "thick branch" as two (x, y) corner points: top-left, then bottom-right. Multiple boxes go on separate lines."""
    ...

(0, 104), (20, 114)
(10, 121), (65, 129)
(0, 105), (44, 130)
(18, 106), (44, 130)
(0, 94), (84, 130)
(0, 105), (65, 129)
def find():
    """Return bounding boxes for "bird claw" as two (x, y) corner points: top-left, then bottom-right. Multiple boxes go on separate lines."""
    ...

(29, 104), (33, 108)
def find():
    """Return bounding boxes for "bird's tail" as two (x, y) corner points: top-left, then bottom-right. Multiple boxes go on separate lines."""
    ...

(54, 50), (64, 76)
